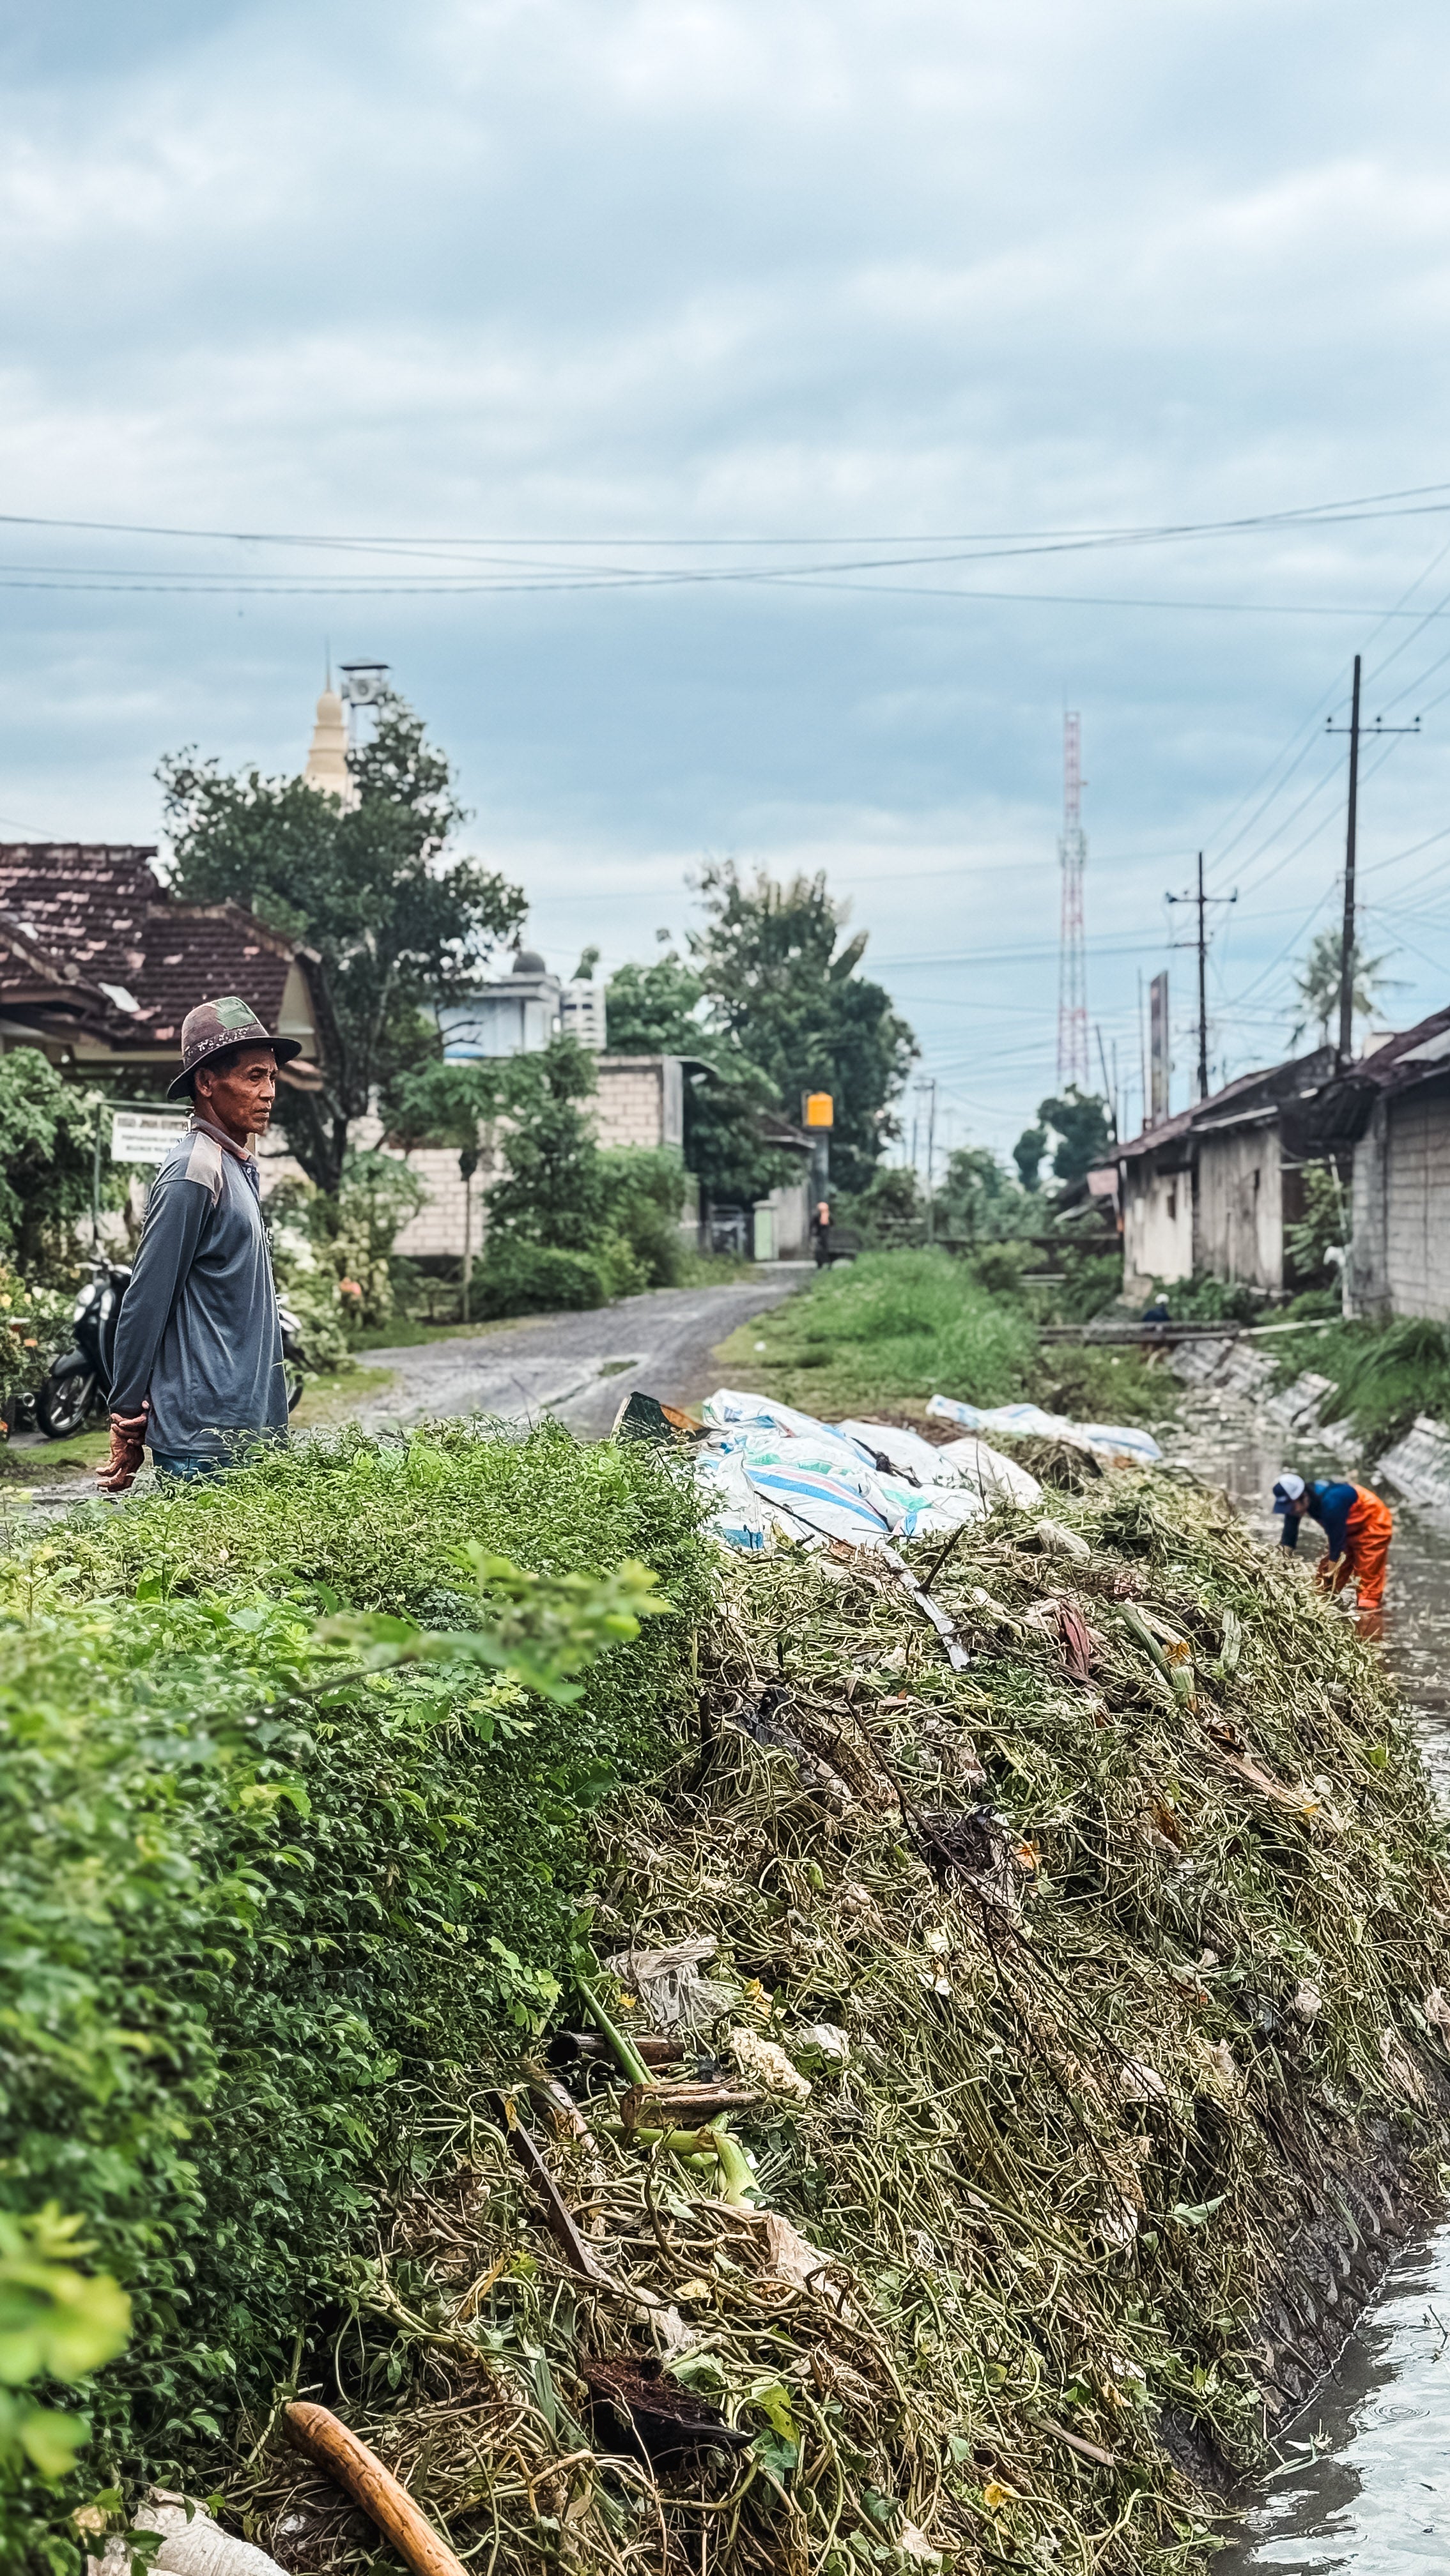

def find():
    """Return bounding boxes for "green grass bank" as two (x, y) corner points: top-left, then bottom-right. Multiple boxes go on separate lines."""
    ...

(715, 1244), (1172, 1430)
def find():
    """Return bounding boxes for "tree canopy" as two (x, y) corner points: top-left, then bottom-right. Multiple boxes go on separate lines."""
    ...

(1012, 1087), (1113, 1192)
(0, 1050), (106, 1278)
(158, 695), (524, 1192)
(605, 868), (916, 1206)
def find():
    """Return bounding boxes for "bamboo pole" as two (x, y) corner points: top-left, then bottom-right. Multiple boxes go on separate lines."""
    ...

(283, 2404), (468, 2576)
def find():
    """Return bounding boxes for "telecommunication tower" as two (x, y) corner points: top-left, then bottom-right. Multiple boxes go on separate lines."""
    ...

(1056, 712), (1089, 1087)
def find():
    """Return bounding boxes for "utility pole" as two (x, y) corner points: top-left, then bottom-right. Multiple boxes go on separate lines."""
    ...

(1095, 1023), (1117, 1135)
(1325, 656), (1419, 1066)
(1056, 714), (1090, 1085)
(914, 1077), (938, 1240)
(1166, 854), (1236, 1100)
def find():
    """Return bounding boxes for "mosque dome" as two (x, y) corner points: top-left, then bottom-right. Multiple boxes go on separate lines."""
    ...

(513, 947), (548, 976)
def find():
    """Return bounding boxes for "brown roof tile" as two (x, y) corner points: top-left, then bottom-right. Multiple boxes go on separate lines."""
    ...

(0, 844), (318, 1065)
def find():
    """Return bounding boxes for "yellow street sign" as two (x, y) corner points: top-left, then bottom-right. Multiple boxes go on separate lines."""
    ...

(803, 1092), (834, 1129)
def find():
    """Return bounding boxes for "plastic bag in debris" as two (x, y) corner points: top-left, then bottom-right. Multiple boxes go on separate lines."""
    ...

(926, 1393), (1162, 1464)
(606, 1934), (739, 2030)
(89, 2498), (284, 2576)
(741, 1455), (897, 1545)
(874, 1476), (987, 1539)
(838, 1417), (1042, 1508)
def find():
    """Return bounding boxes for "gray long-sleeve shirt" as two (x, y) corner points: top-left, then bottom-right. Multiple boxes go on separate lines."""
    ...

(109, 1117), (286, 1460)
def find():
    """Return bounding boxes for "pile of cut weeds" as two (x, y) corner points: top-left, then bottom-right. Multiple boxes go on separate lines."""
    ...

(239, 1472), (1450, 2576)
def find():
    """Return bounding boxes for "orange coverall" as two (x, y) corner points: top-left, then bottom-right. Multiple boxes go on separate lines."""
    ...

(1316, 1483), (1394, 1613)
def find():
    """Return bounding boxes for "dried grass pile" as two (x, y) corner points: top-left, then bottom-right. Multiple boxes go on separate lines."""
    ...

(240, 1472), (1450, 2576)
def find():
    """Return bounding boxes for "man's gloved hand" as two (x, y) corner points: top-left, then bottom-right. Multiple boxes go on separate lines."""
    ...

(96, 1408), (148, 1493)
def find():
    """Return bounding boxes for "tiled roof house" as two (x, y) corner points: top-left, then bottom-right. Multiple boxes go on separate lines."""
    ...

(0, 845), (325, 1087)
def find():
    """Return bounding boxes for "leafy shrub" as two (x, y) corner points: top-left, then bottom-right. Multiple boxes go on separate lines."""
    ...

(473, 1239), (612, 1314)
(0, 1266), (73, 1399)
(599, 1147), (688, 1288)
(266, 1153), (428, 1331)
(0, 1425), (710, 2557)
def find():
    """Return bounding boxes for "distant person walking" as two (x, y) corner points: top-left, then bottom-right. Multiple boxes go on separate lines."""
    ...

(812, 1199), (832, 1268)
(97, 997), (302, 1493)
(1272, 1472), (1394, 1629)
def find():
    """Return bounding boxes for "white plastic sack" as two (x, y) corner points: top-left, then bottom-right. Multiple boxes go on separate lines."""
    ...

(926, 1393), (1161, 1464)
(875, 1476), (987, 1539)
(935, 1437), (1043, 1509)
(741, 1457), (893, 1545)
(835, 1418), (953, 1483)
(702, 1389), (861, 1452)
(693, 1448), (799, 1551)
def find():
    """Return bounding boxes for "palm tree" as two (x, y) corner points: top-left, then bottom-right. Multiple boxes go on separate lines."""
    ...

(1292, 928), (1396, 1048)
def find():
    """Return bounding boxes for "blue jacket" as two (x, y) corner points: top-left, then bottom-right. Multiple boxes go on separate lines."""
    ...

(1279, 1479), (1355, 1557)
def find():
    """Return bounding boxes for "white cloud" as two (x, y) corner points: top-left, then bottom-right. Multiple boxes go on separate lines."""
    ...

(2, 0), (1450, 1144)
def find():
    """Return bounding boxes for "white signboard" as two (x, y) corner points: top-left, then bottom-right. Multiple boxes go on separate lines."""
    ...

(111, 1110), (190, 1167)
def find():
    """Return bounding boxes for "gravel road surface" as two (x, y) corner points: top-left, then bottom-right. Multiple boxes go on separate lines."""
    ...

(6, 1271), (809, 1512)
(353, 1269), (809, 1438)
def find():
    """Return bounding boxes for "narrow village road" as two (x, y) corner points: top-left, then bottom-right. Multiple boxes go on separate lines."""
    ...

(351, 1268), (810, 1439)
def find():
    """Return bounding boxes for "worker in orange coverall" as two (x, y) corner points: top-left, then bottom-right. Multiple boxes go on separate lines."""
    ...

(1272, 1472), (1394, 1632)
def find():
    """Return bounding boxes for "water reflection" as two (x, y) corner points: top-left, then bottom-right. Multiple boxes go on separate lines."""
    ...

(1219, 2234), (1450, 2571)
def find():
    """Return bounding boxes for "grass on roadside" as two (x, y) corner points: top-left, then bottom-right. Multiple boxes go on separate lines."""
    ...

(1269, 1312), (1450, 1453)
(716, 1245), (1175, 1429)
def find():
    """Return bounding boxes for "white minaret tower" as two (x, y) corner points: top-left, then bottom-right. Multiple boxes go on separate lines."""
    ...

(303, 672), (359, 809)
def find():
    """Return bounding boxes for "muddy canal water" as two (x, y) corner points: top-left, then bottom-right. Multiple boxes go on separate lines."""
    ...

(1169, 1386), (1450, 2571)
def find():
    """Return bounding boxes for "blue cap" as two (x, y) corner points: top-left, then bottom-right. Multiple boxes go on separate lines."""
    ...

(1272, 1473), (1306, 1514)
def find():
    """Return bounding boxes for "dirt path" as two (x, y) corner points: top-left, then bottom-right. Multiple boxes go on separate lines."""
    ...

(346, 1270), (810, 1438)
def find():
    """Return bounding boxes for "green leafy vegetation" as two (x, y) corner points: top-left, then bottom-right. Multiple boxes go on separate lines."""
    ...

(1270, 1312), (1450, 1451)
(605, 864), (916, 1204)
(0, 1424), (710, 2561)
(0, 1055), (111, 1283)
(1292, 926), (1398, 1049)
(0, 2208), (130, 2490)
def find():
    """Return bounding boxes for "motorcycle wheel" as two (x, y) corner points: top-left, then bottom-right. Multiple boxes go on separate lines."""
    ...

(36, 1370), (98, 1439)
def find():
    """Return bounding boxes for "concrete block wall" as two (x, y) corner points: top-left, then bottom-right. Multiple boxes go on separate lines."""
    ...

(594, 1056), (684, 1151)
(1379, 1090), (1450, 1322)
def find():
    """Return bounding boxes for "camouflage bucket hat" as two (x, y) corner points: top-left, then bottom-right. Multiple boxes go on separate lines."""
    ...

(166, 994), (303, 1100)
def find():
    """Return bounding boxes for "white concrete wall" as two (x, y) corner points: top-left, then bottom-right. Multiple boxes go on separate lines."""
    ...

(767, 1176), (810, 1257)
(1195, 1124), (1283, 1291)
(1348, 1085), (1450, 1322)
(1122, 1160), (1194, 1282)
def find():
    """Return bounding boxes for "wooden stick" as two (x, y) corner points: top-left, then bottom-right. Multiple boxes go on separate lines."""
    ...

(490, 2090), (608, 2280)
(283, 2404), (469, 2576)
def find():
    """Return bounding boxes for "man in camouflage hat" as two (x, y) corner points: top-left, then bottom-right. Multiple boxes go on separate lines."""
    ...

(98, 997), (303, 1493)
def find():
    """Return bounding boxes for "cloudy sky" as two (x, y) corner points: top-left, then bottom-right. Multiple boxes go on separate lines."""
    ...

(4, 1), (1450, 1160)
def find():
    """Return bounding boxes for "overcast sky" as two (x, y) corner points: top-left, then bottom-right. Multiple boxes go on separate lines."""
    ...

(4, 1), (1450, 1158)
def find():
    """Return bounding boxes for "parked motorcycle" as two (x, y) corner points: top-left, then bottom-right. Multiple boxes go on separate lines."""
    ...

(277, 1293), (310, 1416)
(36, 1262), (311, 1438)
(35, 1255), (131, 1438)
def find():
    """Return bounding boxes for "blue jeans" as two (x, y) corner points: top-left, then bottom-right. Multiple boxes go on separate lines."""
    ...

(151, 1451), (223, 1482)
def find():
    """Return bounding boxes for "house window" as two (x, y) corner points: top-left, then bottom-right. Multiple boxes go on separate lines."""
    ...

(1166, 1186), (1177, 1222)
